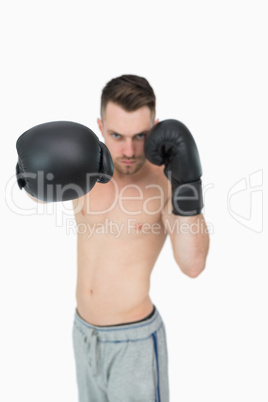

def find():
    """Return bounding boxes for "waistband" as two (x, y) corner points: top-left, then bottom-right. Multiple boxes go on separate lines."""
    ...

(73, 305), (164, 343)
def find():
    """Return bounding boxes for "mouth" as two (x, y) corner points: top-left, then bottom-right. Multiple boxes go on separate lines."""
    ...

(121, 160), (136, 165)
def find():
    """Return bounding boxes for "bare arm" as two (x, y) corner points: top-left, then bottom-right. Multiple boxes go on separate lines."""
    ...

(162, 198), (209, 278)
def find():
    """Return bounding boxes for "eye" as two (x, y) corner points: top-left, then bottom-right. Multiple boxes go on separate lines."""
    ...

(112, 133), (121, 139)
(136, 133), (145, 140)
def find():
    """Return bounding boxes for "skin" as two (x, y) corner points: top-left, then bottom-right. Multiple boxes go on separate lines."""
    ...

(72, 102), (210, 326)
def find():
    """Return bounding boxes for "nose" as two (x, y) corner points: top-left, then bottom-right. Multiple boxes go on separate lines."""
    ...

(122, 139), (135, 158)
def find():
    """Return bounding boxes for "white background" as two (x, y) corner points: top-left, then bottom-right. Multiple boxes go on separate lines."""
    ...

(1, 0), (267, 401)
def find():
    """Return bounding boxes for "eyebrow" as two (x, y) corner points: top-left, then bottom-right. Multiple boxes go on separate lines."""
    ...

(107, 130), (149, 137)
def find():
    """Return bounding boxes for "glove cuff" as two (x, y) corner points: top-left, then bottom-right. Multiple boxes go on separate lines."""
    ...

(16, 161), (27, 190)
(97, 142), (114, 183)
(171, 179), (203, 216)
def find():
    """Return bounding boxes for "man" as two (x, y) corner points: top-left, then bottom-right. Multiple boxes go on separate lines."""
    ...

(16, 74), (209, 401)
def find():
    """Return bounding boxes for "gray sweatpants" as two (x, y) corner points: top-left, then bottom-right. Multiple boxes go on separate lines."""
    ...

(72, 306), (169, 402)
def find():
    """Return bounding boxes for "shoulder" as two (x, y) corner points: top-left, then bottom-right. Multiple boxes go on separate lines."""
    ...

(143, 161), (169, 188)
(141, 162), (171, 211)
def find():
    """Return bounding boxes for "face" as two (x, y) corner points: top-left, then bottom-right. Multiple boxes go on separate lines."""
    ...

(98, 102), (156, 176)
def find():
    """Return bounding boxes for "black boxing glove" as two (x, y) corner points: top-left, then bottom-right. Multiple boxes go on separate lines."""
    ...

(16, 121), (113, 202)
(145, 119), (203, 216)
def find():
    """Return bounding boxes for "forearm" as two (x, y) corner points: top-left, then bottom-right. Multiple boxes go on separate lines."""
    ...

(163, 200), (209, 277)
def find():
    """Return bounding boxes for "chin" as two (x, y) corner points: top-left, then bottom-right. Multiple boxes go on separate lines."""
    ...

(115, 161), (145, 176)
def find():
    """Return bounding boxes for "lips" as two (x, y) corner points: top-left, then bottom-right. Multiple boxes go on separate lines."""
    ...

(121, 160), (136, 165)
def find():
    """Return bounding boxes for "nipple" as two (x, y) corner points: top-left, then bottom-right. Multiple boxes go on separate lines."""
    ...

(136, 222), (143, 231)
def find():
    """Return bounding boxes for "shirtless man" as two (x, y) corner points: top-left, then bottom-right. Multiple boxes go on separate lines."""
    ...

(16, 75), (209, 401)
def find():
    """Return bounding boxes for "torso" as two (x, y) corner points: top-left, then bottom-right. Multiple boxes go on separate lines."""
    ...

(72, 161), (170, 325)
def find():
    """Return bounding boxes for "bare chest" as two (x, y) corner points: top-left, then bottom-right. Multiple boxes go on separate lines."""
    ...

(73, 172), (169, 240)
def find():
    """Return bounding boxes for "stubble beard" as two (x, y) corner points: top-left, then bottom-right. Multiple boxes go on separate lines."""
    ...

(113, 156), (146, 176)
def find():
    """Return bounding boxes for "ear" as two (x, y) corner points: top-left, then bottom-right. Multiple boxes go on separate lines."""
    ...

(154, 118), (159, 125)
(97, 118), (103, 134)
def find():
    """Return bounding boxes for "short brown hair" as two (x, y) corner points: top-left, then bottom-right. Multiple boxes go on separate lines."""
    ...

(100, 74), (156, 120)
